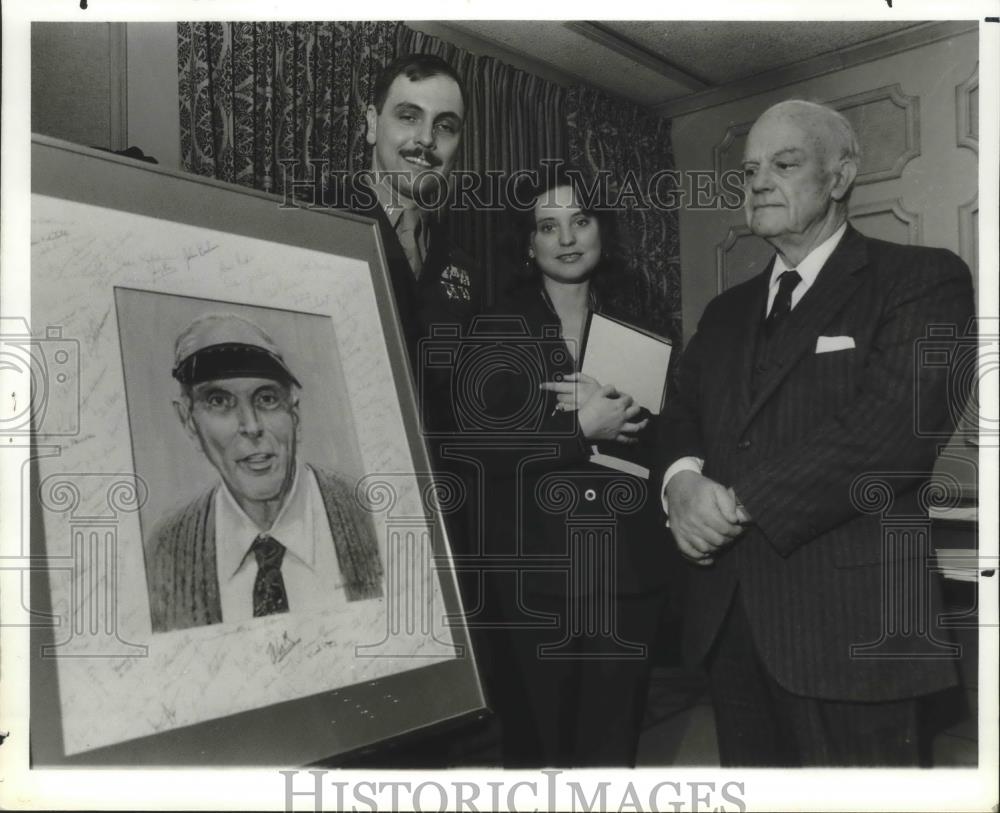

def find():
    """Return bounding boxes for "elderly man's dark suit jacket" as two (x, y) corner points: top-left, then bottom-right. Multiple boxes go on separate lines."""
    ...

(659, 225), (974, 702)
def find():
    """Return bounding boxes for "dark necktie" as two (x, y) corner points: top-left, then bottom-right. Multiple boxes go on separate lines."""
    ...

(766, 269), (802, 332)
(396, 207), (424, 278)
(252, 534), (289, 617)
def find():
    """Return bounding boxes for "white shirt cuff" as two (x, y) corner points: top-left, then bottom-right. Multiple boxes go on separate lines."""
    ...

(661, 457), (705, 521)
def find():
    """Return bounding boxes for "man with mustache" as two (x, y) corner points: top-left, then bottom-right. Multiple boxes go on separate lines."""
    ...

(659, 100), (974, 765)
(147, 312), (382, 633)
(341, 55), (497, 765)
(343, 54), (483, 390)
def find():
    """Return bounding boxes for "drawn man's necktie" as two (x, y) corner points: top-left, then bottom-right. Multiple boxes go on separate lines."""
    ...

(766, 269), (802, 333)
(252, 534), (289, 617)
(396, 207), (424, 278)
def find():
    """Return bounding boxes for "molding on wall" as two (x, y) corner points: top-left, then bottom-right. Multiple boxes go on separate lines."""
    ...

(108, 22), (128, 151)
(958, 194), (979, 272)
(956, 62), (979, 154)
(711, 83), (920, 186)
(712, 121), (751, 181)
(833, 83), (921, 185)
(715, 222), (754, 294)
(658, 20), (977, 120)
(850, 198), (923, 245)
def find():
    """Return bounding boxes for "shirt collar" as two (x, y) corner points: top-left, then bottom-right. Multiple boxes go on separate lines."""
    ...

(215, 462), (315, 580)
(770, 222), (848, 291)
(371, 171), (427, 231)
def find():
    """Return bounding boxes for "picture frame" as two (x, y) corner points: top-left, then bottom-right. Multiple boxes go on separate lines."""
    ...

(28, 135), (486, 766)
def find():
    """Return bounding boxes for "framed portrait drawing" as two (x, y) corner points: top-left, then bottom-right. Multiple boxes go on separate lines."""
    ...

(29, 135), (485, 765)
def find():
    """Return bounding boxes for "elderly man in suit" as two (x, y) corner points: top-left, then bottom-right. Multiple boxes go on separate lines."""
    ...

(148, 312), (382, 633)
(659, 99), (974, 766)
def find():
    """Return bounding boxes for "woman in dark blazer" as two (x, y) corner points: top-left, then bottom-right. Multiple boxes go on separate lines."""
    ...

(479, 165), (673, 767)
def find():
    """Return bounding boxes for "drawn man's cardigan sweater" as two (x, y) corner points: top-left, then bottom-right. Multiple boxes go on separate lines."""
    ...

(147, 467), (382, 632)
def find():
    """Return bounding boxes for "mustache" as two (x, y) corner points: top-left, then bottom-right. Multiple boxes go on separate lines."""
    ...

(400, 148), (443, 169)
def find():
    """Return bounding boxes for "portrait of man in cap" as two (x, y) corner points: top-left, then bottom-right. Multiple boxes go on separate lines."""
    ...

(146, 311), (383, 634)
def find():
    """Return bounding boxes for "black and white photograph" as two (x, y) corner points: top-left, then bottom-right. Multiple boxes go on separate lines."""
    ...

(1, 2), (997, 811)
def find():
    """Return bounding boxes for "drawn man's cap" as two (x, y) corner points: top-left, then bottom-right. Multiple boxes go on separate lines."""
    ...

(172, 312), (301, 388)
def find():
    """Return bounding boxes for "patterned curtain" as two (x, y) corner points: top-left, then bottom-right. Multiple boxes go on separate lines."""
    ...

(176, 21), (681, 338)
(567, 86), (683, 344)
(396, 26), (569, 305)
(178, 21), (399, 192)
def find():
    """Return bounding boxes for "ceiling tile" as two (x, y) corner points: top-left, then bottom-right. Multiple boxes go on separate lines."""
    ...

(432, 20), (932, 110)
(595, 20), (924, 85)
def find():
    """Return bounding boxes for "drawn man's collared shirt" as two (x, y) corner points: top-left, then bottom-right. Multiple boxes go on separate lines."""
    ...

(214, 463), (347, 623)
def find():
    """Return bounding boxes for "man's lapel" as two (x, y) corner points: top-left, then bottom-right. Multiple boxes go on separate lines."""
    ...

(739, 226), (870, 432)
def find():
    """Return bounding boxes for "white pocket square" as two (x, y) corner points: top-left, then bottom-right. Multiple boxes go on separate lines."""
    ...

(815, 335), (856, 353)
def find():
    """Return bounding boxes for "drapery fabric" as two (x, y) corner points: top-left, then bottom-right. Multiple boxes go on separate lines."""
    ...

(177, 21), (681, 339)
(567, 85), (683, 340)
(178, 21), (398, 192)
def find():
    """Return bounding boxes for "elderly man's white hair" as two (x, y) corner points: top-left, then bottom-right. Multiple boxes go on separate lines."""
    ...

(760, 99), (861, 167)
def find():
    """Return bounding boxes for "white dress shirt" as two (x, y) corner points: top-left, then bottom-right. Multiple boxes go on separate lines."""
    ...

(765, 222), (847, 315)
(661, 223), (848, 517)
(215, 463), (347, 623)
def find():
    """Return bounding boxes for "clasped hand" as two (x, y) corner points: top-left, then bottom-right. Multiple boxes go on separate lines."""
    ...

(666, 471), (751, 566)
(540, 372), (649, 445)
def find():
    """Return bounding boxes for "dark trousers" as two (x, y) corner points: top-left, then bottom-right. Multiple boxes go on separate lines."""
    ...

(490, 588), (666, 768)
(707, 589), (921, 767)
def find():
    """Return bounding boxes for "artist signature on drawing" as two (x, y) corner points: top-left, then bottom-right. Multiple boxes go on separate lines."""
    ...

(267, 631), (302, 665)
(31, 229), (69, 245)
(183, 240), (219, 264)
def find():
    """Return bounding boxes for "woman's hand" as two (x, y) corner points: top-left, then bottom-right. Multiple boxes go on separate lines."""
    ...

(539, 372), (601, 412)
(576, 385), (649, 444)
